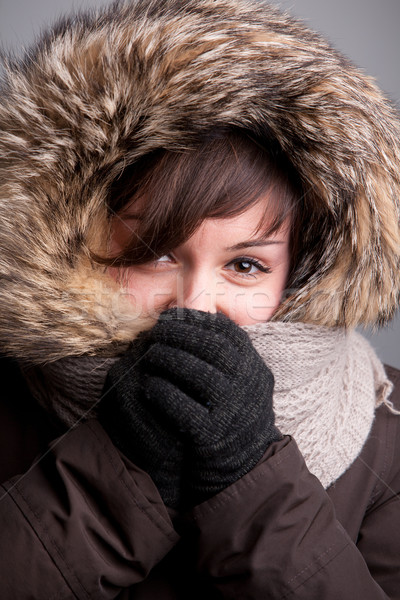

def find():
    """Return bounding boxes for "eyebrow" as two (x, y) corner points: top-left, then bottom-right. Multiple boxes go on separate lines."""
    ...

(117, 215), (285, 251)
(225, 239), (285, 251)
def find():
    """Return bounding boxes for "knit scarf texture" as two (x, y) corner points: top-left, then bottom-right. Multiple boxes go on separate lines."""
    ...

(21, 322), (394, 489)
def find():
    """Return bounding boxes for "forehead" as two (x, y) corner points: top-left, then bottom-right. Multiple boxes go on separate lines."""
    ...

(188, 199), (291, 243)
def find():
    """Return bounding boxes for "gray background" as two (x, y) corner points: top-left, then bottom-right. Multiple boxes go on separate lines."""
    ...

(1, 0), (399, 368)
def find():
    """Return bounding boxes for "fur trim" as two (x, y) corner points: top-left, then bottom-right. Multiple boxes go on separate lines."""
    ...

(1, 0), (399, 363)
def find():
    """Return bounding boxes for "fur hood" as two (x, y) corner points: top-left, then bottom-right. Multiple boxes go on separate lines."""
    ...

(1, 0), (400, 365)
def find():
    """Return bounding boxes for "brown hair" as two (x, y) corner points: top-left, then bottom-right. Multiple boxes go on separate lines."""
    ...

(93, 129), (303, 283)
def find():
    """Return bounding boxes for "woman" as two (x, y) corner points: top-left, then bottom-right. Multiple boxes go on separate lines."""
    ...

(0, 0), (400, 597)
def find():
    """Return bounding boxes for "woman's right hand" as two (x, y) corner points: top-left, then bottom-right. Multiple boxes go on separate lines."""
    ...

(99, 328), (185, 510)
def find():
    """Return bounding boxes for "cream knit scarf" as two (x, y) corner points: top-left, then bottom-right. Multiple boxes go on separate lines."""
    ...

(243, 322), (394, 488)
(21, 322), (395, 489)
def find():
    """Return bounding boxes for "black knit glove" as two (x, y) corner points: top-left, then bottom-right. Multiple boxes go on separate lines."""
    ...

(98, 332), (185, 509)
(143, 308), (281, 506)
(99, 308), (280, 509)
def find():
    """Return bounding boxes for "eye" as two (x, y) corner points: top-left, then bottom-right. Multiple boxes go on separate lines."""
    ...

(155, 254), (173, 263)
(139, 254), (177, 272)
(152, 254), (177, 267)
(232, 260), (257, 274)
(226, 257), (271, 277)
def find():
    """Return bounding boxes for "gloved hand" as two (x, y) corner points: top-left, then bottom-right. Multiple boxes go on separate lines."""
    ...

(99, 308), (281, 509)
(98, 331), (185, 509)
(143, 308), (281, 506)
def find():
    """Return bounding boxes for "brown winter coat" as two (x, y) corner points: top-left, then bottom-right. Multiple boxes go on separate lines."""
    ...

(1, 0), (400, 598)
(1, 0), (400, 366)
(1, 355), (400, 599)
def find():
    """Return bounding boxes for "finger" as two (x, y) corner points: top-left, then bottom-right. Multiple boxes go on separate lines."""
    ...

(142, 342), (238, 410)
(155, 308), (251, 350)
(144, 375), (214, 444)
(144, 373), (261, 450)
(101, 368), (184, 458)
(148, 322), (246, 376)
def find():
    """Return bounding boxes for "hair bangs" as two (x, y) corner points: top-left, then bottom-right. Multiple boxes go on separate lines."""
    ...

(93, 129), (302, 268)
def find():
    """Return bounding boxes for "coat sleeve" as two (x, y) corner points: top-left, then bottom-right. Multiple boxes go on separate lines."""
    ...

(189, 435), (398, 599)
(354, 394), (400, 598)
(0, 419), (179, 599)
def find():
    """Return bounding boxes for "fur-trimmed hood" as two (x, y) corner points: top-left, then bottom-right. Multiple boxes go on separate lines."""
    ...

(1, 0), (400, 365)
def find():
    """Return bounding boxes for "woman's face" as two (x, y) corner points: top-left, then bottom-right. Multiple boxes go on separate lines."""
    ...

(108, 200), (291, 325)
